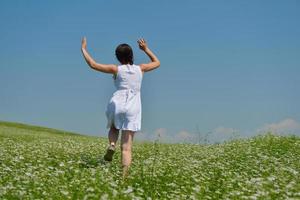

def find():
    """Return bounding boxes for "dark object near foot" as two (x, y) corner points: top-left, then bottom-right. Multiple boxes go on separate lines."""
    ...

(103, 145), (116, 161)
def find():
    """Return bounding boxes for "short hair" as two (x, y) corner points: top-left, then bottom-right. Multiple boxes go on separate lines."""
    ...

(115, 43), (134, 65)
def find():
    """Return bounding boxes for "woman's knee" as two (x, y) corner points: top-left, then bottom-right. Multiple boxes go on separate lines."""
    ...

(110, 124), (119, 132)
(121, 143), (131, 152)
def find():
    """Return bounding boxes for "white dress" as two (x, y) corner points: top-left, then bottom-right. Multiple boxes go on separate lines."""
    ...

(105, 64), (143, 132)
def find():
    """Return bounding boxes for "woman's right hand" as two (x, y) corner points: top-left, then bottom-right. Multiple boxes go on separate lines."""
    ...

(138, 38), (148, 51)
(138, 38), (160, 72)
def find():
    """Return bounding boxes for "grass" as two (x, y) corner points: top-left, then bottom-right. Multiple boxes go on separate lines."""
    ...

(0, 121), (300, 199)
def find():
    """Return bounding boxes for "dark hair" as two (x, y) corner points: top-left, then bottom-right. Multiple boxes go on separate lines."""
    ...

(115, 43), (134, 65)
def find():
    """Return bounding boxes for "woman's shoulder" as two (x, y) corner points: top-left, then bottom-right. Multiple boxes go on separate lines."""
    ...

(117, 64), (140, 69)
(117, 64), (142, 74)
(132, 64), (141, 69)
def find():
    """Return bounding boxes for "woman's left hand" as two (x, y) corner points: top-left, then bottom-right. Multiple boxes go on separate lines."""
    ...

(81, 37), (87, 50)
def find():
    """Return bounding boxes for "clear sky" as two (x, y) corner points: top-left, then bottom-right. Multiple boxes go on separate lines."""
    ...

(0, 1), (299, 143)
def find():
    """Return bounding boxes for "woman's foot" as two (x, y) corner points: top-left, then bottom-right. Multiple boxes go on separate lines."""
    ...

(122, 165), (130, 179)
(103, 144), (116, 161)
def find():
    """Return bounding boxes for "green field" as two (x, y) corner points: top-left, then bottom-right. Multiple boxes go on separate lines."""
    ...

(0, 121), (299, 199)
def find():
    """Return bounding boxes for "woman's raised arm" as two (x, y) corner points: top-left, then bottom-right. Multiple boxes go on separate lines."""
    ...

(138, 38), (160, 72)
(81, 37), (117, 74)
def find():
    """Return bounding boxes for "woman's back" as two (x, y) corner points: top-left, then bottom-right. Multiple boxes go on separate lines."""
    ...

(114, 64), (143, 93)
(106, 64), (143, 131)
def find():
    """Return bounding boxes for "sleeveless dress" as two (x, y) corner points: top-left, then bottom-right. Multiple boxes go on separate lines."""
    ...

(105, 64), (143, 132)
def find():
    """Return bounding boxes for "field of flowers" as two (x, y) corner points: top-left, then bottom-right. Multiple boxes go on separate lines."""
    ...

(0, 121), (300, 199)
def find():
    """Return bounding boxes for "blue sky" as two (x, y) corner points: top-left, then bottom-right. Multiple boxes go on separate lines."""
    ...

(0, 1), (299, 142)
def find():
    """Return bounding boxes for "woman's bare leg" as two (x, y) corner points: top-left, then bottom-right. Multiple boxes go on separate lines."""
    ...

(121, 130), (134, 178)
(103, 125), (119, 161)
(108, 125), (119, 146)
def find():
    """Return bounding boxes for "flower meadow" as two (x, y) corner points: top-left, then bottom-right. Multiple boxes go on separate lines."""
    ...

(0, 121), (300, 199)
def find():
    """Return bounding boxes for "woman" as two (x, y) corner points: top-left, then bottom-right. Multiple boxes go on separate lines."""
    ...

(81, 37), (160, 177)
